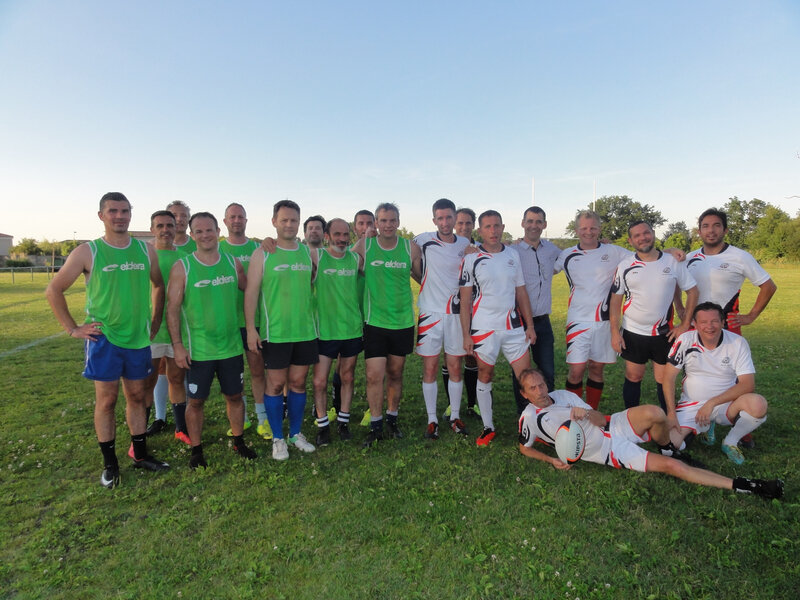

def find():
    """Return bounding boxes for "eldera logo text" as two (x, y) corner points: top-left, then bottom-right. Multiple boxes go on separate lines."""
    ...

(194, 275), (236, 288)
(102, 262), (146, 272)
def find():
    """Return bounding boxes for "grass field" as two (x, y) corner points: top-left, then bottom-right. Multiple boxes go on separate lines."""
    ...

(1, 266), (798, 599)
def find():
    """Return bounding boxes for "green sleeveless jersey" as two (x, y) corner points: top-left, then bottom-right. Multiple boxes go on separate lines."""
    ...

(350, 241), (367, 318)
(175, 237), (197, 255)
(85, 237), (152, 349)
(314, 249), (362, 341)
(219, 238), (260, 328)
(180, 252), (241, 361)
(260, 244), (317, 343)
(364, 237), (414, 329)
(152, 248), (182, 344)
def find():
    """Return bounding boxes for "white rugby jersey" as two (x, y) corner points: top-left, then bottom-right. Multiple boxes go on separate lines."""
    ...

(612, 252), (696, 336)
(686, 244), (771, 316)
(667, 329), (755, 405)
(518, 391), (610, 465)
(459, 245), (525, 330)
(413, 231), (470, 314)
(555, 244), (631, 323)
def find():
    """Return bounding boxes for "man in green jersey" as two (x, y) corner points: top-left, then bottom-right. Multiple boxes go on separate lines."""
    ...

(167, 200), (197, 255)
(143, 210), (190, 444)
(245, 200), (319, 461)
(311, 218), (364, 445)
(167, 212), (257, 469)
(303, 215), (326, 250)
(46, 192), (170, 489)
(219, 202), (271, 441)
(352, 203), (422, 446)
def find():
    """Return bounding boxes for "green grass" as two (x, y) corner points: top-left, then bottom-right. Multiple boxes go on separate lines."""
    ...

(1, 268), (799, 599)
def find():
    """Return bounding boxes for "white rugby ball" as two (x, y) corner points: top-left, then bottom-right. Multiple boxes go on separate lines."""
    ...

(555, 420), (585, 464)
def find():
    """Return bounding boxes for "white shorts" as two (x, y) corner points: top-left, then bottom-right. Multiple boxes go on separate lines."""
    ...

(150, 342), (174, 360)
(675, 397), (734, 434)
(416, 312), (466, 357)
(565, 321), (616, 365)
(605, 410), (650, 473)
(472, 328), (529, 367)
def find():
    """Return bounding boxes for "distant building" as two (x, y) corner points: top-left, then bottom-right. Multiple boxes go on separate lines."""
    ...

(0, 233), (13, 260)
(129, 230), (155, 244)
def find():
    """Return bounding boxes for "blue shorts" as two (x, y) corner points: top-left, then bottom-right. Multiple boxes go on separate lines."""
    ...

(83, 335), (152, 382)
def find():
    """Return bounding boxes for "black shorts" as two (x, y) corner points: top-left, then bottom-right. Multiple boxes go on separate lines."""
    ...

(620, 330), (670, 365)
(363, 325), (415, 359)
(187, 355), (244, 399)
(240, 327), (260, 351)
(318, 337), (364, 359)
(262, 340), (319, 370)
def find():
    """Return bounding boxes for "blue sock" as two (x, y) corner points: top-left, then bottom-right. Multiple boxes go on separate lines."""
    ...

(264, 394), (284, 439)
(287, 390), (307, 437)
(154, 374), (168, 421)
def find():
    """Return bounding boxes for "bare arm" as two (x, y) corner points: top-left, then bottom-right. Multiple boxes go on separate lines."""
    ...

(695, 374), (756, 427)
(609, 293), (625, 353)
(673, 284), (685, 322)
(733, 279), (777, 328)
(244, 248), (265, 353)
(235, 257), (246, 291)
(148, 245), (165, 341)
(166, 260), (189, 369)
(411, 242), (422, 283)
(660, 361), (681, 432)
(45, 243), (101, 340)
(518, 443), (571, 470)
(568, 406), (607, 429)
(514, 285), (537, 345)
(459, 286), (474, 356)
(310, 247), (319, 282)
(351, 236), (366, 270)
(669, 285), (698, 342)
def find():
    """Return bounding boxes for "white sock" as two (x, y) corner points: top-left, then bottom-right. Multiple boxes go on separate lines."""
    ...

(476, 380), (493, 430)
(153, 374), (168, 421)
(448, 379), (463, 420)
(723, 411), (766, 447)
(242, 395), (248, 422)
(422, 381), (438, 423)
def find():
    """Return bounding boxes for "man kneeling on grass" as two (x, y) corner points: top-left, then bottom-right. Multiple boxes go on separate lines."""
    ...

(516, 369), (783, 499)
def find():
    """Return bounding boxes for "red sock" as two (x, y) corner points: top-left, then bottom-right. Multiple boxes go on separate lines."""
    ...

(585, 379), (604, 410)
(566, 379), (583, 400)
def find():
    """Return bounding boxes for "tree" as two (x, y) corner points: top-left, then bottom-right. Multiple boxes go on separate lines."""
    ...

(749, 206), (791, 260)
(661, 221), (691, 251)
(396, 227), (415, 240)
(61, 239), (81, 255)
(39, 239), (63, 257)
(11, 238), (42, 256)
(720, 197), (767, 248)
(566, 195), (666, 240)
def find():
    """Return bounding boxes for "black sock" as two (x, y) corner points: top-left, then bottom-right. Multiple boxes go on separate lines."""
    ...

(511, 372), (527, 416)
(623, 378), (642, 409)
(441, 365), (451, 404)
(131, 435), (147, 461)
(656, 383), (666, 411)
(464, 366), (478, 408)
(386, 413), (397, 426)
(98, 439), (118, 470)
(172, 402), (187, 434)
(145, 405), (152, 425)
(191, 443), (204, 456)
(732, 477), (754, 494)
(371, 417), (384, 432)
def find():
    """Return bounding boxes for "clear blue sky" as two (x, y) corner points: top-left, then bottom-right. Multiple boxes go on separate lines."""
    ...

(1, 1), (798, 242)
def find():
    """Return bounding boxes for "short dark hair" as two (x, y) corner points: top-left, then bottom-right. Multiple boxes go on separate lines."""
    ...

(432, 198), (456, 215)
(326, 218), (350, 234)
(273, 199), (300, 218)
(478, 209), (502, 227)
(692, 301), (725, 321)
(304, 215), (327, 233)
(456, 208), (476, 224)
(523, 206), (546, 221)
(189, 211), (218, 230)
(354, 209), (374, 221)
(99, 192), (130, 212)
(627, 220), (652, 236)
(375, 202), (399, 217)
(225, 203), (246, 217)
(698, 208), (728, 230)
(150, 210), (176, 227)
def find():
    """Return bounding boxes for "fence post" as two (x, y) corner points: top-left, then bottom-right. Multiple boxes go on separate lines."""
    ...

(11, 268), (14, 284)
(30, 267), (34, 282)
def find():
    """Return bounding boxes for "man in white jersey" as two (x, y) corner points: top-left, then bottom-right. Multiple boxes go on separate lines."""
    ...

(554, 211), (631, 410)
(413, 198), (470, 439)
(662, 302), (769, 465)
(610, 221), (698, 411)
(517, 369), (782, 499)
(459, 210), (536, 447)
(220, 202), (270, 440)
(681, 208), (777, 450)
(511, 206), (562, 413)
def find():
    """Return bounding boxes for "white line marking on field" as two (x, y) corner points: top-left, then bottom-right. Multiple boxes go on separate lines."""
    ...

(0, 333), (64, 359)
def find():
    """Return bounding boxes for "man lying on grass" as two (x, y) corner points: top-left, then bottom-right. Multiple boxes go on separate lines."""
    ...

(517, 369), (783, 499)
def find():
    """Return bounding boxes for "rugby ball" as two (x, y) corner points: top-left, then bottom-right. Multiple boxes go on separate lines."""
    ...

(555, 420), (585, 464)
